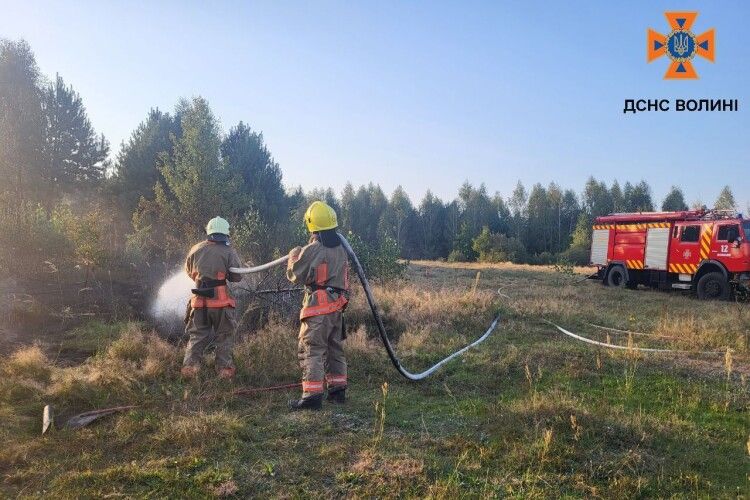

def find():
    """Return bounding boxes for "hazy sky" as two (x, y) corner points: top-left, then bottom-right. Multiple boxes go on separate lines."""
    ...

(2, 1), (748, 210)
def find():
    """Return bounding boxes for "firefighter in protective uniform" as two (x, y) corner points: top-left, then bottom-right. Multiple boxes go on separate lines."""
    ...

(287, 201), (349, 410)
(181, 216), (243, 380)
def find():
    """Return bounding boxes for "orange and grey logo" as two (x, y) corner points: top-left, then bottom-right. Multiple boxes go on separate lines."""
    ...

(647, 12), (715, 79)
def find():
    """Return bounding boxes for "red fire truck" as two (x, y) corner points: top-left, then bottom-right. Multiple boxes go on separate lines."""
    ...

(590, 210), (750, 300)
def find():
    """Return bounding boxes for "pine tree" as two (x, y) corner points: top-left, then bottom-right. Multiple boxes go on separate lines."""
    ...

(133, 97), (244, 258)
(43, 74), (109, 190)
(365, 184), (388, 247)
(623, 180), (654, 212)
(417, 190), (449, 259)
(610, 181), (624, 212)
(221, 121), (287, 223)
(525, 183), (551, 254)
(112, 108), (180, 211)
(583, 177), (613, 217)
(547, 182), (563, 252)
(0, 39), (47, 203)
(338, 183), (356, 232)
(661, 186), (688, 211)
(714, 186), (736, 211)
(459, 182), (500, 234)
(561, 189), (580, 247)
(492, 192), (511, 235)
(383, 186), (416, 258)
(508, 180), (527, 238)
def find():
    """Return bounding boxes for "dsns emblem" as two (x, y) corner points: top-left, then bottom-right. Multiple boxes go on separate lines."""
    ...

(647, 12), (715, 79)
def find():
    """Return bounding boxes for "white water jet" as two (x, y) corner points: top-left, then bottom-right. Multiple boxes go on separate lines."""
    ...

(151, 271), (194, 320)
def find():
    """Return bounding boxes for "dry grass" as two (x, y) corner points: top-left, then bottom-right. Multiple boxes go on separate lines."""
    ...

(410, 259), (596, 275)
(6, 345), (51, 382)
(0, 261), (748, 497)
(154, 410), (246, 449)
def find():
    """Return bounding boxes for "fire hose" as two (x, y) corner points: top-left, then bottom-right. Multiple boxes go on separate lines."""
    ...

(230, 232), (500, 381)
(543, 319), (728, 356)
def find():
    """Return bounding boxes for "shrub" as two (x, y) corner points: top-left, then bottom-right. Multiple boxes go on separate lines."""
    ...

(51, 205), (112, 270)
(232, 209), (296, 266)
(447, 249), (468, 262)
(346, 231), (406, 283)
(471, 226), (527, 263)
(553, 259), (576, 278)
(0, 198), (118, 279)
(0, 200), (71, 277)
(560, 243), (590, 266)
(527, 251), (555, 265)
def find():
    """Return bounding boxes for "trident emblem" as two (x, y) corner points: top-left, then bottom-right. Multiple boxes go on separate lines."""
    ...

(673, 33), (689, 56)
(647, 12), (714, 79)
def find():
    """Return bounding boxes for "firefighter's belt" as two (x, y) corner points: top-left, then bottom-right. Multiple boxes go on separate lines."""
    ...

(191, 278), (227, 298)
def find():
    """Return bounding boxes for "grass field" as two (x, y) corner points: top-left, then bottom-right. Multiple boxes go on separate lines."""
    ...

(1, 261), (748, 498)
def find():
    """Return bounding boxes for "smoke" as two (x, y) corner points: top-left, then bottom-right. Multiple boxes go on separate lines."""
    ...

(151, 271), (193, 321)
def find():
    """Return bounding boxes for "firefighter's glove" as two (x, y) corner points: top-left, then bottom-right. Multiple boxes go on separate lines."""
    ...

(289, 246), (302, 262)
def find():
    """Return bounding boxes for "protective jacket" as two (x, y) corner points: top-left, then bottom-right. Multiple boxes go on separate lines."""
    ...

(185, 240), (242, 309)
(287, 239), (349, 320)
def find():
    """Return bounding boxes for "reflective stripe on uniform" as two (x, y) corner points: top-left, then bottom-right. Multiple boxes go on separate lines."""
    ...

(300, 261), (349, 320)
(325, 373), (347, 386)
(302, 380), (324, 393)
(190, 271), (236, 309)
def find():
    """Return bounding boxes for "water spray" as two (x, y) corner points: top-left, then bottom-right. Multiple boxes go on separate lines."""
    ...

(151, 271), (194, 321)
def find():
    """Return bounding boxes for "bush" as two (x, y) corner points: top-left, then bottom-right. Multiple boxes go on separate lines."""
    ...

(527, 251), (555, 265)
(52, 205), (112, 270)
(447, 249), (469, 262)
(560, 243), (590, 266)
(0, 199), (71, 277)
(346, 231), (406, 283)
(553, 259), (576, 278)
(232, 209), (296, 266)
(471, 226), (527, 263)
(231, 209), (270, 264)
(0, 198), (119, 279)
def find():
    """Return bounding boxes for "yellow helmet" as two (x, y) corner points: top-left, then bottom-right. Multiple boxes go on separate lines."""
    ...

(304, 201), (338, 232)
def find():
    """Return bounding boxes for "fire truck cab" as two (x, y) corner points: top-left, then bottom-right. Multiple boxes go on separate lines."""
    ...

(590, 210), (750, 300)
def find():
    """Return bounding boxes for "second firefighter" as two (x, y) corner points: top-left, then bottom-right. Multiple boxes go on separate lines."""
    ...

(287, 201), (350, 410)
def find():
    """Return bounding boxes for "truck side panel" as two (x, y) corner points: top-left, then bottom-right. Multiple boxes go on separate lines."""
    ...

(590, 229), (610, 266)
(644, 227), (671, 270)
(669, 223), (705, 274)
(612, 227), (646, 269)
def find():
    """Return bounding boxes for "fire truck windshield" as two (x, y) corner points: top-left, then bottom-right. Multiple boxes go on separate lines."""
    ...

(743, 221), (750, 238)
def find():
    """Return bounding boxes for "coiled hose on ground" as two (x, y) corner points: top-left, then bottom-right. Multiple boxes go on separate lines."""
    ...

(230, 232), (500, 381)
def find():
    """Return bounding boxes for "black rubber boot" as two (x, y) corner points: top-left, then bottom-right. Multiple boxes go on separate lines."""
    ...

(289, 393), (323, 411)
(327, 386), (346, 404)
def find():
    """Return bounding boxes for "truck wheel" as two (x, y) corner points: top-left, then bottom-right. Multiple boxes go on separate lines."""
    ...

(607, 266), (628, 288)
(696, 272), (729, 300)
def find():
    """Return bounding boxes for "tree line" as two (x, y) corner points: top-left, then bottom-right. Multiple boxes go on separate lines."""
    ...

(0, 38), (742, 281)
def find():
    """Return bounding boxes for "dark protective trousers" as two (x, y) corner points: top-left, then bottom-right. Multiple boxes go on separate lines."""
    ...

(298, 310), (347, 396)
(183, 307), (237, 369)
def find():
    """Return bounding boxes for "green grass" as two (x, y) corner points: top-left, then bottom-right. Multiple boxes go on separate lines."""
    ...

(57, 320), (133, 358)
(1, 262), (748, 498)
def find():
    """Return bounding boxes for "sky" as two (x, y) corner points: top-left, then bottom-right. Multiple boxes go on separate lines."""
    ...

(1, 0), (748, 210)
